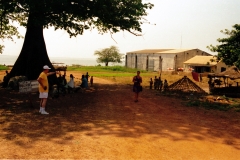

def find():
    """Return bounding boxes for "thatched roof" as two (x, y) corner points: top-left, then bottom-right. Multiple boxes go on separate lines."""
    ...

(168, 76), (207, 94)
(209, 66), (240, 79)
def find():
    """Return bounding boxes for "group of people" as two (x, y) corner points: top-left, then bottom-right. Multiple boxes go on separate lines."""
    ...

(132, 71), (169, 103)
(37, 65), (93, 114)
(149, 76), (168, 91)
(36, 65), (167, 114)
(56, 72), (92, 94)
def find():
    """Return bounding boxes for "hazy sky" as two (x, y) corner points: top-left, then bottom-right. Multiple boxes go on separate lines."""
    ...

(2, 0), (240, 58)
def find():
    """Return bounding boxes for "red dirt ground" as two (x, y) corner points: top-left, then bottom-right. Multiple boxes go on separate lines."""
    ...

(0, 71), (240, 159)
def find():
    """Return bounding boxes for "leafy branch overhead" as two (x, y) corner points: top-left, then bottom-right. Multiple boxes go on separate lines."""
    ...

(0, 0), (153, 81)
(207, 24), (240, 68)
(94, 46), (124, 66)
(1, 0), (154, 37)
(0, 11), (23, 54)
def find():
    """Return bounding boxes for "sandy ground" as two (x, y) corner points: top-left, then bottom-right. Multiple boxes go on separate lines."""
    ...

(0, 71), (240, 159)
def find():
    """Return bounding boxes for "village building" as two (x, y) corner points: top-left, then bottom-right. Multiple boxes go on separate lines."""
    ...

(125, 49), (211, 71)
(183, 55), (229, 73)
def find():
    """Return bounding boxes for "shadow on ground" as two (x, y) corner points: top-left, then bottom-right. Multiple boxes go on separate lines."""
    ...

(0, 83), (240, 150)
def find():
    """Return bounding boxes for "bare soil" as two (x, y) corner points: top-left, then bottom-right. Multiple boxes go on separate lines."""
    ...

(0, 71), (240, 159)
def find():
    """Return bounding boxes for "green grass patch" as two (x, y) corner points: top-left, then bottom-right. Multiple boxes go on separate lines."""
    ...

(185, 99), (232, 111)
(90, 72), (155, 77)
(67, 65), (147, 73)
(0, 65), (9, 70)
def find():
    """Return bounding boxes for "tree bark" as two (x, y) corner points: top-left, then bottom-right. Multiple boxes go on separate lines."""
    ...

(7, 11), (56, 85)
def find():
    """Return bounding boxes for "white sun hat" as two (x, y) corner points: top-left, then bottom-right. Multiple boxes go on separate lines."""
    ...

(43, 65), (51, 70)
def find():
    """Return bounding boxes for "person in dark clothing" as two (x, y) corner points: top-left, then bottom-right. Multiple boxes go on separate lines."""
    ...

(149, 78), (153, 89)
(2, 70), (10, 88)
(132, 71), (142, 102)
(86, 72), (90, 82)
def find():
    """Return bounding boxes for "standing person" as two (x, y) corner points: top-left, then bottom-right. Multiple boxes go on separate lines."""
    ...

(149, 78), (153, 89)
(132, 71), (142, 102)
(163, 79), (168, 91)
(37, 65), (56, 115)
(86, 72), (90, 82)
(159, 79), (163, 91)
(90, 76), (93, 87)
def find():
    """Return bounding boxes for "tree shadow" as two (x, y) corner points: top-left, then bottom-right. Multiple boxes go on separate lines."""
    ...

(0, 84), (240, 150)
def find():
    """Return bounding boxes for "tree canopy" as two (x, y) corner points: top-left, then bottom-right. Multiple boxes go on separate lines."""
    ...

(0, 0), (153, 83)
(1, 0), (153, 36)
(94, 46), (123, 66)
(207, 24), (240, 68)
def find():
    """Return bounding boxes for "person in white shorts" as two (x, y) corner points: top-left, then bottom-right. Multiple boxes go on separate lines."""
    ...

(37, 65), (56, 114)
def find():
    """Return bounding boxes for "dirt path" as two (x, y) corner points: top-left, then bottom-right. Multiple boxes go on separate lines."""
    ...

(0, 72), (240, 159)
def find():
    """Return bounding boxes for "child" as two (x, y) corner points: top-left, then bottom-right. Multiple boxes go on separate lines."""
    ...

(149, 78), (153, 89)
(163, 79), (168, 91)
(90, 76), (93, 87)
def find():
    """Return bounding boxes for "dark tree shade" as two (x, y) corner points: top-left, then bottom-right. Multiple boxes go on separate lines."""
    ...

(0, 0), (153, 84)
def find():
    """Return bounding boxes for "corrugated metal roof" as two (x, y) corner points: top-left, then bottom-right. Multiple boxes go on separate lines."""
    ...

(157, 49), (195, 54)
(127, 49), (173, 54)
(184, 55), (217, 66)
(127, 49), (205, 54)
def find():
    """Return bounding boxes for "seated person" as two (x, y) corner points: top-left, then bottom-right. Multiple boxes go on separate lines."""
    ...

(67, 74), (75, 92)
(80, 75), (88, 88)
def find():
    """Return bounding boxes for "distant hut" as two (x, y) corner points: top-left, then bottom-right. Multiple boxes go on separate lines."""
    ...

(208, 66), (240, 97)
(214, 66), (240, 79)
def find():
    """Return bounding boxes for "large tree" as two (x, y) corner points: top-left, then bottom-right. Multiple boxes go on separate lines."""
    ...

(94, 46), (123, 66)
(0, 0), (153, 83)
(207, 24), (240, 68)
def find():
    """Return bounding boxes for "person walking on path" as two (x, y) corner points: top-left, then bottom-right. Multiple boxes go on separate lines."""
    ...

(132, 71), (142, 102)
(37, 65), (56, 114)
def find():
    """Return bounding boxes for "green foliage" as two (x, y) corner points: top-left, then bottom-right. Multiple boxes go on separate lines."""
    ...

(94, 46), (124, 66)
(0, 10), (23, 53)
(1, 0), (154, 37)
(207, 24), (240, 68)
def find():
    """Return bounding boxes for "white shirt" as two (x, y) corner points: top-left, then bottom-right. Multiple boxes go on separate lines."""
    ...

(68, 77), (74, 88)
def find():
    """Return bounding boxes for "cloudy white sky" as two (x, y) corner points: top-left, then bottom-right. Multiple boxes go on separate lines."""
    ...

(2, 0), (240, 58)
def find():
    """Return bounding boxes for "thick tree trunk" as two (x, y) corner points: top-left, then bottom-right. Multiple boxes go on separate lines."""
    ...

(7, 12), (56, 85)
(105, 62), (108, 66)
